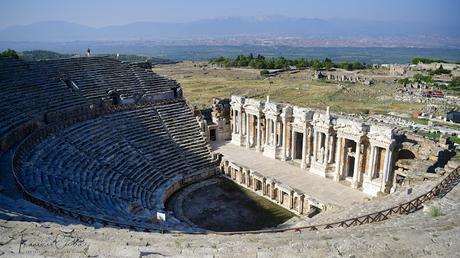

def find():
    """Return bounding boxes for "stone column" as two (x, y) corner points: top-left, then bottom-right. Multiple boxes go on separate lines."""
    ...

(256, 114), (261, 152)
(324, 133), (330, 164)
(382, 148), (390, 183)
(241, 112), (244, 135)
(299, 196), (304, 214)
(382, 147), (394, 192)
(352, 139), (361, 188)
(265, 118), (270, 146)
(328, 135), (334, 164)
(273, 117), (278, 147)
(367, 146), (376, 180)
(312, 130), (318, 162)
(281, 119), (288, 161)
(334, 137), (343, 181)
(306, 128), (312, 165)
(238, 109), (243, 136)
(245, 113), (250, 148)
(246, 170), (251, 187)
(269, 183), (274, 199)
(301, 125), (308, 169)
(262, 179), (266, 195)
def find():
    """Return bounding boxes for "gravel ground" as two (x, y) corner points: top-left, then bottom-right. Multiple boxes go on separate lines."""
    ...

(1, 176), (459, 257)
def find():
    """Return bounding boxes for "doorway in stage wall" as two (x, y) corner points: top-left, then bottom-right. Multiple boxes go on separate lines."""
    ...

(210, 129), (217, 141)
(294, 132), (304, 160)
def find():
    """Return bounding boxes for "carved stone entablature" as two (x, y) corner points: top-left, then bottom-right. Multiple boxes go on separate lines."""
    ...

(312, 111), (334, 133)
(368, 124), (395, 147)
(263, 101), (283, 119)
(230, 95), (245, 109)
(335, 117), (369, 141)
(292, 123), (309, 132)
(280, 106), (293, 121)
(292, 106), (313, 124)
(243, 98), (264, 115)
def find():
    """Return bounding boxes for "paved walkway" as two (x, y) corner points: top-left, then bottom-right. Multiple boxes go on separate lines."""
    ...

(212, 142), (370, 207)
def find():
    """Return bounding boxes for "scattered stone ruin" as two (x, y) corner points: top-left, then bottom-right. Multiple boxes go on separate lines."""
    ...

(197, 98), (232, 142)
(393, 131), (454, 184)
(312, 71), (373, 85)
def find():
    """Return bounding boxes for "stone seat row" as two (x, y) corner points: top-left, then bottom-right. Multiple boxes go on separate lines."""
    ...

(41, 57), (177, 97)
(0, 57), (180, 143)
(17, 136), (158, 218)
(21, 138), (150, 200)
(155, 102), (214, 168)
(13, 100), (215, 226)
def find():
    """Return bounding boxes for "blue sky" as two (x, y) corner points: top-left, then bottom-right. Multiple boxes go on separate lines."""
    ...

(1, 0), (459, 28)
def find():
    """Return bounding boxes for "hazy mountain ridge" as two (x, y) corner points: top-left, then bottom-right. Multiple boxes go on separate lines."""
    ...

(1, 16), (459, 47)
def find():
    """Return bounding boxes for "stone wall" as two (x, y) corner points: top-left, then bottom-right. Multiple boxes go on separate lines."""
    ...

(219, 158), (328, 216)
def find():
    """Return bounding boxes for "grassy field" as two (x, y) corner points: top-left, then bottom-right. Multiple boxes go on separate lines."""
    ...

(154, 62), (427, 114)
(181, 177), (295, 232)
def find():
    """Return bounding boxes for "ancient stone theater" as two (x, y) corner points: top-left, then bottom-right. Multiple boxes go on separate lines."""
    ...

(0, 56), (456, 233)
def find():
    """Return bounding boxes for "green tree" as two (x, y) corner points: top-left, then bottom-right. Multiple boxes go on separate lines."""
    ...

(412, 57), (448, 64)
(311, 60), (322, 70)
(448, 77), (460, 91)
(0, 49), (19, 59)
(413, 73), (433, 84)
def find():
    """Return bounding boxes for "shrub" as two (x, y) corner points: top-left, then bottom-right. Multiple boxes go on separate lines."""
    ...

(260, 69), (269, 76)
(429, 65), (451, 75)
(429, 205), (442, 217)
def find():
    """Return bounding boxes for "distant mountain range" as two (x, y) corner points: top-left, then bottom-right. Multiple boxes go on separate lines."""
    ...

(1, 16), (459, 47)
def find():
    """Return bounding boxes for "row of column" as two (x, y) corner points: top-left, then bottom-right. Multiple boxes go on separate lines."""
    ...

(312, 131), (335, 165)
(333, 136), (394, 191)
(232, 107), (286, 152)
(232, 108), (337, 168)
(231, 107), (395, 194)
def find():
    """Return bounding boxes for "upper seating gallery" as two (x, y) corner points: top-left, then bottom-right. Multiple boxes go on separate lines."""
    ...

(0, 56), (180, 137)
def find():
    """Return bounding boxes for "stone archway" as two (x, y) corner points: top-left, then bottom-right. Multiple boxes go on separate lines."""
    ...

(293, 196), (299, 210)
(266, 184), (271, 197)
(394, 149), (417, 185)
(398, 149), (416, 160)
(273, 188), (279, 201)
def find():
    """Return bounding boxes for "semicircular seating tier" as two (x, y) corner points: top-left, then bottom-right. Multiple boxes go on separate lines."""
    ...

(13, 100), (216, 229)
